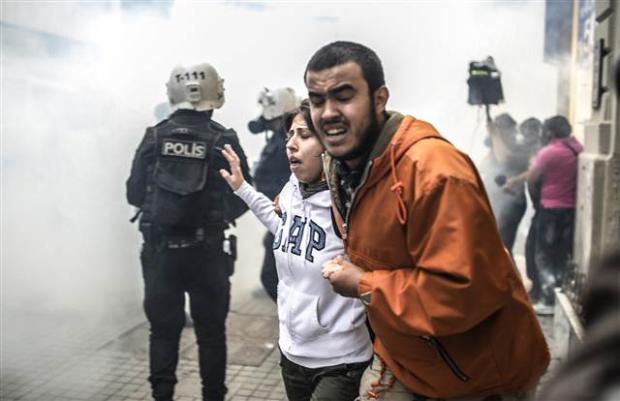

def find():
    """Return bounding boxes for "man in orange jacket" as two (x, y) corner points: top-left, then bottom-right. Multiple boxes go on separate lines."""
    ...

(304, 41), (550, 401)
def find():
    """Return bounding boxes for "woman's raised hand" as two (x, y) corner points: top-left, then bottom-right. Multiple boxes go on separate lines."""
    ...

(219, 144), (245, 191)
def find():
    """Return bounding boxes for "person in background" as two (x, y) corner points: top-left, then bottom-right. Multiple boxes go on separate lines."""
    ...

(505, 117), (545, 304)
(529, 116), (582, 314)
(506, 115), (583, 315)
(480, 113), (529, 254)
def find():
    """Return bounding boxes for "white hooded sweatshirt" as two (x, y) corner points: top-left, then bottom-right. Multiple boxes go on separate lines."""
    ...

(235, 175), (372, 368)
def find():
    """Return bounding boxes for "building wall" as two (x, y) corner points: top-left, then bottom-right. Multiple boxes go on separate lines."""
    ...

(573, 0), (619, 295)
(555, 0), (619, 357)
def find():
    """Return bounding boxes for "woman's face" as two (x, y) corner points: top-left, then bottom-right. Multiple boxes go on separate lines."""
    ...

(286, 113), (324, 184)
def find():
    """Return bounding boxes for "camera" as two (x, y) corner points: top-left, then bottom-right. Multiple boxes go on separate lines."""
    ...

(467, 57), (504, 106)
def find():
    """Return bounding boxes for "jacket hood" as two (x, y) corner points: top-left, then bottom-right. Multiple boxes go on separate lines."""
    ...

(362, 113), (445, 226)
(365, 112), (443, 189)
(324, 112), (444, 188)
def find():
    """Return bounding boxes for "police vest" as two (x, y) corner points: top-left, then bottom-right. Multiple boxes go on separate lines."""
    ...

(147, 120), (225, 229)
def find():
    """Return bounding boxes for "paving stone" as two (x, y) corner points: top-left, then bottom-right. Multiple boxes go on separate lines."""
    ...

(1, 286), (562, 401)
(253, 390), (272, 398)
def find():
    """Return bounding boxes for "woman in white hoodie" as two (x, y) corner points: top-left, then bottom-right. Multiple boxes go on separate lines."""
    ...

(219, 101), (372, 401)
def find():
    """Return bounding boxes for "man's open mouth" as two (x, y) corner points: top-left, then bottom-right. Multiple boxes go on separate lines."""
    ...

(323, 123), (348, 137)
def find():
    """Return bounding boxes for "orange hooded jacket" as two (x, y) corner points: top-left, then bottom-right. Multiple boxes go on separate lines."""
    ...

(325, 112), (550, 398)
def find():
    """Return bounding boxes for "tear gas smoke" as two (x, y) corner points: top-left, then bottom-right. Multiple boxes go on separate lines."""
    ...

(1, 0), (556, 388)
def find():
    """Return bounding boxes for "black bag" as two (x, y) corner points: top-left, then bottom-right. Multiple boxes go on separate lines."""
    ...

(151, 123), (221, 228)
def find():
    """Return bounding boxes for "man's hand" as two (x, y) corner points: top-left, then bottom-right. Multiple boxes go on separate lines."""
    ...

(503, 176), (518, 195)
(322, 256), (364, 298)
(219, 144), (245, 191)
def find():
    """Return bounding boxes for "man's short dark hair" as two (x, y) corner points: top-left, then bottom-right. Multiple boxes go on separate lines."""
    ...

(519, 117), (542, 137)
(494, 113), (517, 131)
(544, 115), (572, 138)
(304, 41), (385, 94)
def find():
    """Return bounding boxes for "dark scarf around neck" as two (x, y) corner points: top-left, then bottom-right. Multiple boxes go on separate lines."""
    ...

(299, 180), (328, 199)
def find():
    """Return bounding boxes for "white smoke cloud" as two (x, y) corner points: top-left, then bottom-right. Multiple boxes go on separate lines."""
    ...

(1, 0), (556, 342)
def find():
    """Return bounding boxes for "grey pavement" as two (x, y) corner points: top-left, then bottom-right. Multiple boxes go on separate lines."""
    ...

(1, 285), (560, 401)
(1, 289), (285, 401)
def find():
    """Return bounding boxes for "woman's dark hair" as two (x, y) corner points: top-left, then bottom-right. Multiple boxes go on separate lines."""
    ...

(283, 99), (315, 133)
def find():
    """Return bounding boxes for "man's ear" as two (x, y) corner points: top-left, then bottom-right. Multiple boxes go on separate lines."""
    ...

(374, 85), (389, 115)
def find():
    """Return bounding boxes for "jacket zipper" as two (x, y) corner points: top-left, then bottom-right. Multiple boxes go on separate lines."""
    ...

(342, 160), (374, 234)
(421, 336), (470, 382)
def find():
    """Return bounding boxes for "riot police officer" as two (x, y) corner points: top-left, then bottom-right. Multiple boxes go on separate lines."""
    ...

(247, 87), (299, 301)
(126, 63), (251, 401)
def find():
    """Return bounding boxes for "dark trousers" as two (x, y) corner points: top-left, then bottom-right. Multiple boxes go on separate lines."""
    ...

(525, 210), (542, 302)
(141, 240), (231, 401)
(497, 197), (527, 254)
(535, 208), (575, 305)
(280, 352), (369, 401)
(260, 232), (278, 302)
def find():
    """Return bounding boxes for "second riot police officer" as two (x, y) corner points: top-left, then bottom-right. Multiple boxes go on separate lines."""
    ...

(126, 63), (252, 401)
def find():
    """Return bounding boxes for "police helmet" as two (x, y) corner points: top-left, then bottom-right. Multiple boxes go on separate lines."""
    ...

(257, 87), (300, 121)
(166, 63), (225, 112)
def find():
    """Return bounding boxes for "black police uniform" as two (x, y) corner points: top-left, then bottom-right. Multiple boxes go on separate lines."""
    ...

(252, 126), (290, 301)
(126, 109), (251, 401)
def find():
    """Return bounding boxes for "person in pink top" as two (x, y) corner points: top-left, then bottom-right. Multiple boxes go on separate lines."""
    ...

(527, 115), (583, 314)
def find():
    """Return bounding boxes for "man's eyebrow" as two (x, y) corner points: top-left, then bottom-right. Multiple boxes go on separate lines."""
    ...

(328, 84), (355, 96)
(308, 90), (325, 98)
(308, 84), (355, 98)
